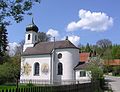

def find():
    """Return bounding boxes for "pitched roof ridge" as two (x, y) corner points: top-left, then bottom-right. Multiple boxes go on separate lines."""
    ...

(23, 40), (78, 55)
(35, 40), (75, 46)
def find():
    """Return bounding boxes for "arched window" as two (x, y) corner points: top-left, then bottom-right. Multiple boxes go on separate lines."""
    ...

(34, 62), (39, 76)
(28, 34), (30, 40)
(35, 35), (37, 41)
(58, 62), (63, 75)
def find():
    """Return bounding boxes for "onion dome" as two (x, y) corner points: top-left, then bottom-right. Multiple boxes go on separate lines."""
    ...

(26, 18), (38, 32)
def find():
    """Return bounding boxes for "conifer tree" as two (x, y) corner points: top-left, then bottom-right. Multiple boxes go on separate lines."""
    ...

(0, 24), (8, 57)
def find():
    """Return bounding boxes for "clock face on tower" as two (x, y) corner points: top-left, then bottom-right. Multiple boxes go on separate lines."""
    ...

(41, 63), (49, 75)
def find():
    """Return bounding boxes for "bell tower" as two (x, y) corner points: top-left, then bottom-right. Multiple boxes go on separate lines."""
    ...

(23, 19), (38, 52)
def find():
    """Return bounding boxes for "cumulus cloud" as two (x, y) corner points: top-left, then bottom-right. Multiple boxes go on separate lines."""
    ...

(46, 28), (60, 41)
(47, 29), (80, 45)
(47, 29), (59, 37)
(7, 42), (20, 56)
(63, 35), (80, 46)
(67, 9), (113, 32)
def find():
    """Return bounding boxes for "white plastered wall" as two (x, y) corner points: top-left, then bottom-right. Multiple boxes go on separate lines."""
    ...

(20, 54), (51, 83)
(75, 70), (91, 83)
(53, 48), (79, 83)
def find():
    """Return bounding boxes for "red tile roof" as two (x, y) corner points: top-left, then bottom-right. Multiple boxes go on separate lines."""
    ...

(80, 53), (90, 62)
(104, 59), (120, 66)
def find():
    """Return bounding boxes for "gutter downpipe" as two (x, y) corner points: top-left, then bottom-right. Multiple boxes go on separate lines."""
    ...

(51, 37), (55, 85)
(53, 37), (56, 84)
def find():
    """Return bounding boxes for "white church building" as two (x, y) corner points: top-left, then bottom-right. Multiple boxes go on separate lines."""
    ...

(20, 22), (91, 85)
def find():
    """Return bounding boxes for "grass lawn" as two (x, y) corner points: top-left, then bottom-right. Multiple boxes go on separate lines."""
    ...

(0, 84), (27, 90)
(0, 86), (16, 89)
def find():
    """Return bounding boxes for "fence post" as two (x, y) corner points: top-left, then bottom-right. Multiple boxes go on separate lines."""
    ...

(1, 89), (4, 92)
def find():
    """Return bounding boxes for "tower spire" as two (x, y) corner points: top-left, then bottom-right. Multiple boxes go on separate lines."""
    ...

(32, 17), (34, 25)
(26, 16), (38, 32)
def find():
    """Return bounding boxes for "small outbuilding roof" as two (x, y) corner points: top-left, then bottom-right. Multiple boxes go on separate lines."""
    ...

(104, 59), (120, 66)
(22, 40), (78, 56)
(74, 62), (90, 70)
(80, 52), (90, 62)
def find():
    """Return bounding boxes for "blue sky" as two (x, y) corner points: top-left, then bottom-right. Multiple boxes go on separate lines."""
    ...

(7, 0), (120, 46)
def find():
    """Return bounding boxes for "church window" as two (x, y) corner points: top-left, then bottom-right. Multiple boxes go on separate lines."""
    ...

(34, 62), (39, 76)
(28, 34), (30, 40)
(58, 53), (62, 59)
(58, 62), (63, 75)
(80, 70), (86, 77)
(35, 35), (37, 41)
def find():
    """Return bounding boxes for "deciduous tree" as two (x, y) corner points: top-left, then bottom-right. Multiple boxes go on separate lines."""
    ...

(38, 32), (51, 42)
(0, 0), (40, 25)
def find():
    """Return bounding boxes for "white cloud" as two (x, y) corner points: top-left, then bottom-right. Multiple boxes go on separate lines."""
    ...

(63, 35), (80, 46)
(67, 9), (113, 32)
(47, 29), (59, 37)
(7, 42), (20, 56)
(47, 28), (60, 41)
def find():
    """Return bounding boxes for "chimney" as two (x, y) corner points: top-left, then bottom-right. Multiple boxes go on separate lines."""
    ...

(66, 36), (68, 40)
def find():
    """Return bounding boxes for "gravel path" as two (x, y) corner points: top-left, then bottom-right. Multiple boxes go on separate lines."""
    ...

(105, 75), (120, 92)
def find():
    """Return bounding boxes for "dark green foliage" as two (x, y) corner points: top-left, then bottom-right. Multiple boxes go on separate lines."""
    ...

(0, 24), (8, 59)
(80, 39), (120, 78)
(26, 83), (34, 87)
(111, 45), (120, 59)
(79, 43), (92, 53)
(85, 43), (92, 52)
(0, 83), (102, 92)
(112, 66), (120, 76)
(80, 39), (120, 59)
(0, 55), (20, 84)
(0, 0), (40, 25)
(79, 44), (86, 52)
(87, 57), (104, 82)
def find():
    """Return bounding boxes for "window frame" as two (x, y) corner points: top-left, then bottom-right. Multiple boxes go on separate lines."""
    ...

(79, 70), (86, 77)
(35, 35), (37, 41)
(57, 62), (63, 75)
(28, 34), (31, 40)
(34, 62), (40, 76)
(58, 53), (62, 59)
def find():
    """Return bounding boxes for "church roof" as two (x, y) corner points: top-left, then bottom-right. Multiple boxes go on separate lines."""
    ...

(74, 62), (90, 70)
(22, 40), (78, 56)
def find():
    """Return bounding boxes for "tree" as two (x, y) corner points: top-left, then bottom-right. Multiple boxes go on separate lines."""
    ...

(78, 44), (86, 53)
(96, 39), (112, 57)
(0, 0), (40, 60)
(0, 24), (8, 58)
(38, 32), (51, 42)
(85, 43), (92, 52)
(86, 56), (104, 90)
(87, 56), (104, 80)
(0, 55), (20, 84)
(111, 45), (120, 59)
(15, 40), (25, 55)
(96, 39), (112, 49)
(0, 0), (40, 25)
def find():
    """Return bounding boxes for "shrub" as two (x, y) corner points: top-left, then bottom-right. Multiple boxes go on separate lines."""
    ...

(26, 83), (34, 87)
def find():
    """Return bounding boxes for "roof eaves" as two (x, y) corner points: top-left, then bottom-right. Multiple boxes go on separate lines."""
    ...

(21, 53), (51, 56)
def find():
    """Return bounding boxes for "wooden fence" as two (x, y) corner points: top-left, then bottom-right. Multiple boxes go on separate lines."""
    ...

(0, 82), (101, 92)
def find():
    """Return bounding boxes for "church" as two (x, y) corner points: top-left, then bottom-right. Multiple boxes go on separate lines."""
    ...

(20, 21), (91, 85)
